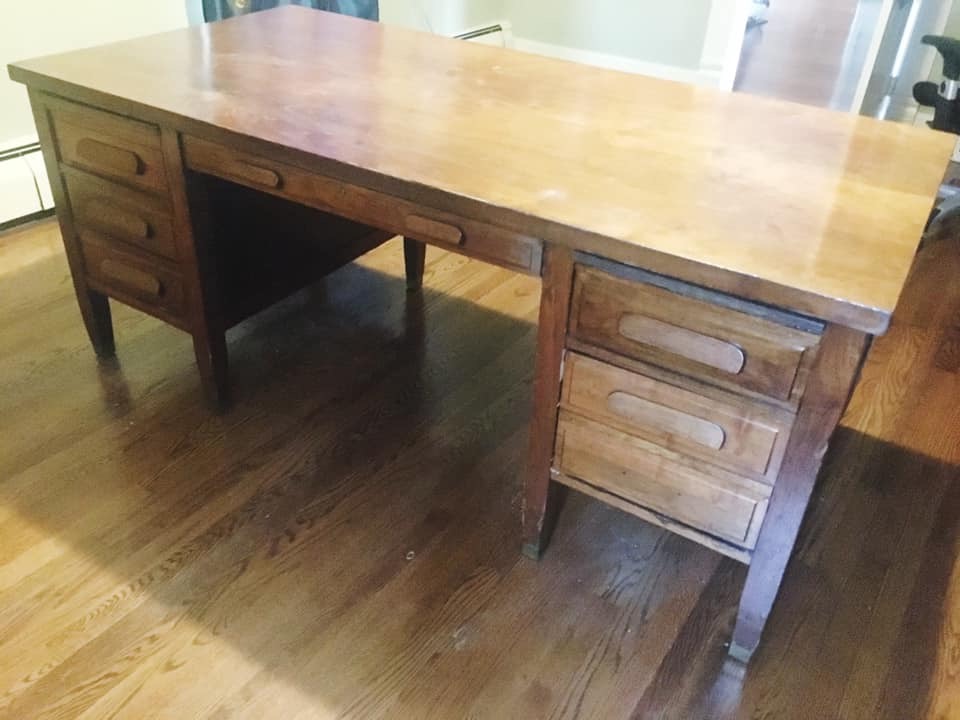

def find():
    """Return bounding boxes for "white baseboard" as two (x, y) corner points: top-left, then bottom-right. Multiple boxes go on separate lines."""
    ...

(511, 37), (722, 88)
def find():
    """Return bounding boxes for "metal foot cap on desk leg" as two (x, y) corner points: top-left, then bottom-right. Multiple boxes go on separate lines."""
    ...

(204, 381), (230, 413)
(521, 541), (543, 561)
(728, 641), (755, 664)
(93, 340), (117, 359)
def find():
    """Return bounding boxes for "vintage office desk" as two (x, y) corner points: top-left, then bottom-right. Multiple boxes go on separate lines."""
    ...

(9, 7), (951, 662)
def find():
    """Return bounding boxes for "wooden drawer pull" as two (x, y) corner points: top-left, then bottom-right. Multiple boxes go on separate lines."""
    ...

(618, 314), (746, 375)
(100, 259), (162, 298)
(227, 161), (282, 188)
(404, 215), (465, 246)
(76, 138), (143, 176)
(86, 199), (151, 239)
(606, 391), (726, 450)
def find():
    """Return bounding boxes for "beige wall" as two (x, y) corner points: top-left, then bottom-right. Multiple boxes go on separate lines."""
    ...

(505, 0), (714, 69)
(1, 0), (188, 146)
(381, 0), (748, 87)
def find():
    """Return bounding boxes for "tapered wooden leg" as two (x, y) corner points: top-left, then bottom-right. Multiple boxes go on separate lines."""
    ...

(193, 331), (228, 409)
(160, 128), (231, 411)
(403, 237), (426, 291)
(522, 244), (575, 559)
(730, 324), (869, 662)
(77, 287), (115, 358)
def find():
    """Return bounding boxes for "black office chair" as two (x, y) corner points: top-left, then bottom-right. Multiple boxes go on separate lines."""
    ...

(914, 35), (960, 132)
(914, 35), (960, 234)
(747, 0), (770, 29)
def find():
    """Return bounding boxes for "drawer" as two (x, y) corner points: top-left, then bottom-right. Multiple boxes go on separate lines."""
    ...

(554, 411), (770, 549)
(561, 353), (793, 482)
(182, 135), (542, 274)
(569, 265), (822, 403)
(79, 231), (186, 326)
(46, 97), (168, 194)
(63, 167), (177, 260)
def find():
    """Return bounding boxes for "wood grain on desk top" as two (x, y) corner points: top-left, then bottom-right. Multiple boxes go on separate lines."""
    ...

(9, 6), (953, 333)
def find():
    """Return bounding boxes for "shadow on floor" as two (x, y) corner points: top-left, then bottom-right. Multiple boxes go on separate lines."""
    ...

(1, 242), (957, 718)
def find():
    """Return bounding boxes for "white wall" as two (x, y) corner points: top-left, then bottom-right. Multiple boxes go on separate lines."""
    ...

(1, 0), (189, 147)
(507, 0), (712, 68)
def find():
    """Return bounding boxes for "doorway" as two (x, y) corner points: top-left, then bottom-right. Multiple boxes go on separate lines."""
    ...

(734, 0), (879, 109)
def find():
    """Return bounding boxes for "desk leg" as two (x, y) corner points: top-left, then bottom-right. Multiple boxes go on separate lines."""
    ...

(403, 237), (426, 291)
(522, 244), (574, 559)
(730, 324), (868, 662)
(78, 289), (116, 358)
(161, 128), (230, 409)
(192, 331), (228, 409)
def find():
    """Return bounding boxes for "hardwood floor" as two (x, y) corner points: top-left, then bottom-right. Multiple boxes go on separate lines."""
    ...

(734, 0), (862, 108)
(0, 220), (958, 719)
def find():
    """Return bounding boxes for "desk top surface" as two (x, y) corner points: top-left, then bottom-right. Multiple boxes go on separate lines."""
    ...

(9, 7), (953, 333)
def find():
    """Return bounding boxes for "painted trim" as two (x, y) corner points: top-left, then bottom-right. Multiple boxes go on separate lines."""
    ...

(185, 0), (204, 26)
(852, 0), (896, 112)
(702, 0), (753, 91)
(0, 208), (55, 234)
(512, 37), (723, 87)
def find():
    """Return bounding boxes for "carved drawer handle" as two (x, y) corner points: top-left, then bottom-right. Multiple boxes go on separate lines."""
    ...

(86, 199), (151, 240)
(404, 214), (465, 246)
(606, 391), (726, 450)
(100, 259), (163, 298)
(618, 314), (746, 375)
(228, 160), (282, 189)
(76, 138), (143, 176)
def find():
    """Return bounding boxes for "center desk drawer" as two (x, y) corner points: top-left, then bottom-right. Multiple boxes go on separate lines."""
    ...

(561, 353), (793, 482)
(181, 135), (542, 274)
(569, 265), (822, 403)
(63, 167), (177, 260)
(45, 97), (168, 195)
(555, 411), (771, 550)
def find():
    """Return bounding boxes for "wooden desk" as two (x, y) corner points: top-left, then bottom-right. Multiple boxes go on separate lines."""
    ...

(9, 7), (951, 663)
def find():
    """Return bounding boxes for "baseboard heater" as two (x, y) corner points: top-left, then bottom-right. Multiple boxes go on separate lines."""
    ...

(0, 139), (54, 231)
(0, 139), (41, 162)
(455, 24), (503, 41)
